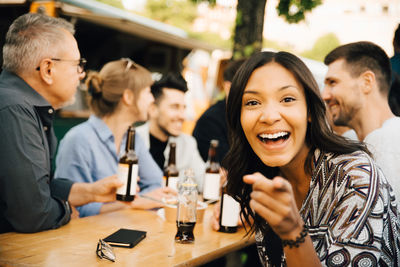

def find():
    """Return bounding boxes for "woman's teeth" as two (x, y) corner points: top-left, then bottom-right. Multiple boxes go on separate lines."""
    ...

(258, 132), (289, 140)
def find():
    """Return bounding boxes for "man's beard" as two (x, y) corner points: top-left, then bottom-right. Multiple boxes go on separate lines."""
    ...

(158, 123), (177, 137)
(156, 119), (181, 138)
(333, 110), (352, 127)
(59, 95), (76, 109)
(56, 84), (82, 109)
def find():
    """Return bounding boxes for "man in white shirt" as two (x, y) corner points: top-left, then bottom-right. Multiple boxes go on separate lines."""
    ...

(136, 73), (205, 191)
(323, 41), (400, 206)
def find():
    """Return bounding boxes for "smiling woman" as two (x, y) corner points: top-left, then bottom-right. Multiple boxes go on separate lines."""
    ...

(240, 62), (309, 169)
(224, 51), (400, 266)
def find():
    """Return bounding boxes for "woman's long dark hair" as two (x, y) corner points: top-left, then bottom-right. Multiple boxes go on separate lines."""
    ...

(223, 51), (369, 265)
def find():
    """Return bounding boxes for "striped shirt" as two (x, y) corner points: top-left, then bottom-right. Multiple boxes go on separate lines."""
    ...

(256, 149), (400, 266)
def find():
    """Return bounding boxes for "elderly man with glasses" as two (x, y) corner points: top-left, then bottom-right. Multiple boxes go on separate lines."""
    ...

(0, 13), (123, 233)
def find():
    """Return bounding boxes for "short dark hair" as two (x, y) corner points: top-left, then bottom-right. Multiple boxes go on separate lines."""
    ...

(151, 73), (188, 104)
(324, 41), (391, 95)
(223, 59), (246, 82)
(389, 73), (400, 116)
(394, 24), (400, 49)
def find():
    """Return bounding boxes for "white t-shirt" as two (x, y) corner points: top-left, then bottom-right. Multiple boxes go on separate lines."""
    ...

(364, 117), (400, 206)
(342, 129), (358, 140)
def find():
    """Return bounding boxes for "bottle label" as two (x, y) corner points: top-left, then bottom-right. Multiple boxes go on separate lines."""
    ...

(221, 194), (240, 227)
(116, 163), (138, 196)
(167, 176), (179, 192)
(203, 173), (220, 200)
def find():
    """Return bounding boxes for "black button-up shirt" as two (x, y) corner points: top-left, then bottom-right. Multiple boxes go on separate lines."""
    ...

(0, 70), (73, 233)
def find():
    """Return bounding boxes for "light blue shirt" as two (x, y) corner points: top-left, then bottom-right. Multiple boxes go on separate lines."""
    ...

(55, 115), (162, 217)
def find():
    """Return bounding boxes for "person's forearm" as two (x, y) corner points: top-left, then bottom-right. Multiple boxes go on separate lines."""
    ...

(68, 176), (121, 207)
(68, 183), (94, 206)
(284, 235), (321, 267)
(99, 202), (129, 214)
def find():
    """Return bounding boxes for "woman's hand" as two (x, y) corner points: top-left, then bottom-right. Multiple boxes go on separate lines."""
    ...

(130, 187), (177, 210)
(243, 172), (303, 240)
(211, 201), (221, 231)
(145, 187), (177, 200)
(210, 201), (245, 232)
(130, 195), (164, 210)
(219, 168), (227, 187)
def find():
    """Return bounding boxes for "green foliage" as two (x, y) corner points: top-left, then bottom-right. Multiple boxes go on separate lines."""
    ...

(92, 0), (323, 55)
(263, 34), (340, 62)
(188, 31), (232, 50)
(95, 0), (123, 9)
(243, 44), (255, 57)
(277, 0), (322, 23)
(235, 10), (243, 27)
(233, 51), (242, 60)
(232, 42), (262, 59)
(145, 0), (197, 28)
(301, 33), (341, 61)
(263, 38), (295, 53)
(146, 0), (232, 48)
(189, 0), (216, 5)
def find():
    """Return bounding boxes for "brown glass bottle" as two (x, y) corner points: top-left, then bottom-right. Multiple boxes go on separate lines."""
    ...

(202, 139), (220, 202)
(116, 126), (138, 201)
(219, 183), (240, 233)
(163, 142), (179, 191)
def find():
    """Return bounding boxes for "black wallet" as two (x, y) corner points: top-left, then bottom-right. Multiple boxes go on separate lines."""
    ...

(103, 228), (146, 248)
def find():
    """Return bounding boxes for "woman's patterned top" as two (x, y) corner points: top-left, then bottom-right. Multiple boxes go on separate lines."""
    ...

(256, 149), (400, 266)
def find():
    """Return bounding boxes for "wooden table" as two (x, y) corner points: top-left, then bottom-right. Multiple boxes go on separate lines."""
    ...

(0, 205), (254, 267)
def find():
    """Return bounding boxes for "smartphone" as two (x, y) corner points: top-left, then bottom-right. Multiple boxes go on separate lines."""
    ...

(103, 228), (146, 248)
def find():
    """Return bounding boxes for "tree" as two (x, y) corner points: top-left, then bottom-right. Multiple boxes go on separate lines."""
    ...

(235, 0), (322, 59)
(194, 0), (322, 59)
(232, 0), (267, 59)
(146, 0), (197, 31)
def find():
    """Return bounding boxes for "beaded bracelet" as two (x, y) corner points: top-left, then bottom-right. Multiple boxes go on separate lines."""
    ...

(281, 225), (309, 248)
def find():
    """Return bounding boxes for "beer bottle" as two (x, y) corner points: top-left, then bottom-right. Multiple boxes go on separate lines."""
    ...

(219, 182), (240, 233)
(163, 142), (179, 191)
(202, 140), (220, 202)
(175, 169), (198, 244)
(116, 126), (138, 201)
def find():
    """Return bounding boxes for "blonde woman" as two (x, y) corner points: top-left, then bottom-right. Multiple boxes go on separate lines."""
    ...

(55, 58), (173, 217)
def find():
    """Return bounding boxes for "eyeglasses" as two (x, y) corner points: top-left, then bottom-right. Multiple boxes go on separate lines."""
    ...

(96, 239), (116, 262)
(36, 58), (87, 74)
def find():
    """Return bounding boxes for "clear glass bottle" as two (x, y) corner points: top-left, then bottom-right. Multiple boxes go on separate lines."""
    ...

(116, 126), (138, 201)
(202, 139), (221, 202)
(163, 142), (179, 191)
(175, 169), (198, 244)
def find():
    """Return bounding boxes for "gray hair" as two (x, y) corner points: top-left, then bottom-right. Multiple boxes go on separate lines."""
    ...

(2, 13), (75, 74)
